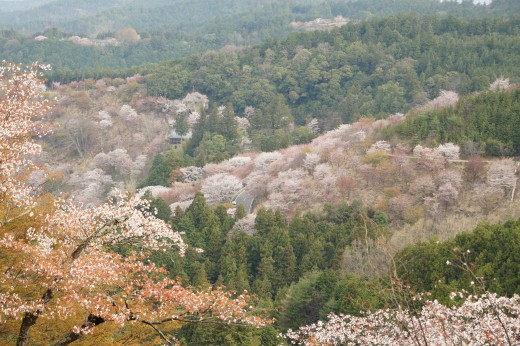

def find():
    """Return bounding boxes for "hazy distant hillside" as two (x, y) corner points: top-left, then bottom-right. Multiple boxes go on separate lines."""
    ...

(1, 0), (517, 35)
(0, 0), (53, 12)
(1, 0), (321, 34)
(1, 0), (518, 74)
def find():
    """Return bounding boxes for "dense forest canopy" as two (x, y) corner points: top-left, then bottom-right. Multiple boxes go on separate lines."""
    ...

(1, 0), (518, 34)
(383, 88), (520, 156)
(142, 15), (519, 136)
(0, 0), (519, 73)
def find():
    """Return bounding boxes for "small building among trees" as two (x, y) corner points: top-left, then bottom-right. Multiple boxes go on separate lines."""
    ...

(168, 130), (187, 145)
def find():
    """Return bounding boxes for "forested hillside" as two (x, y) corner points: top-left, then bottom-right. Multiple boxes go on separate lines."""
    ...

(2, 0), (517, 34)
(142, 15), (520, 150)
(383, 87), (520, 156)
(1, 1), (520, 344)
(1, 0), (519, 72)
(0, 0), (53, 12)
(286, 217), (520, 345)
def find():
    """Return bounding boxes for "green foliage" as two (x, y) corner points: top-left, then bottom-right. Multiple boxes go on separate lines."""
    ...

(141, 190), (172, 221)
(277, 271), (388, 330)
(142, 146), (192, 186)
(176, 323), (283, 346)
(395, 218), (520, 303)
(194, 133), (230, 166)
(5, 0), (518, 75)
(278, 271), (337, 330)
(291, 126), (315, 144)
(192, 262), (210, 289)
(148, 191), (520, 337)
(174, 112), (190, 137)
(144, 15), (520, 135)
(386, 89), (520, 156)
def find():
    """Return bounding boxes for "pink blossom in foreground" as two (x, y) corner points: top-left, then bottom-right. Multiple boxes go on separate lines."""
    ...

(285, 292), (520, 345)
(0, 62), (270, 344)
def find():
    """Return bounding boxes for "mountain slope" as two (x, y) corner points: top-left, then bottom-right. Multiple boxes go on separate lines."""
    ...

(383, 87), (520, 156)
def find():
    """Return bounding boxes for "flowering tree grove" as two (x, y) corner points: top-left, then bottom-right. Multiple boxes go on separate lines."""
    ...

(0, 62), (267, 345)
(285, 292), (520, 345)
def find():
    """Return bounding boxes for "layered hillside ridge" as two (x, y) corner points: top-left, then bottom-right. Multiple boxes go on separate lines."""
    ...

(143, 87), (520, 257)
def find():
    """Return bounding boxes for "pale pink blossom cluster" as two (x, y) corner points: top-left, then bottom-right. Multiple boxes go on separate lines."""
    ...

(434, 143), (460, 160)
(243, 106), (255, 119)
(266, 168), (312, 213)
(368, 140), (392, 153)
(182, 92), (208, 111)
(0, 64), (268, 342)
(235, 116), (250, 131)
(231, 213), (257, 235)
(180, 166), (204, 183)
(0, 61), (51, 209)
(137, 185), (172, 199)
(254, 151), (284, 171)
(201, 173), (243, 205)
(302, 153), (321, 172)
(285, 292), (520, 345)
(226, 156), (253, 168)
(119, 104), (139, 121)
(188, 111), (201, 128)
(91, 149), (147, 178)
(487, 160), (517, 195)
(95, 110), (113, 129)
(489, 78), (511, 91)
(170, 199), (194, 213)
(419, 90), (459, 111)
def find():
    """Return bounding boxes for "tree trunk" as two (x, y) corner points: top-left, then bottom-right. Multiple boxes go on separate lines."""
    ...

(17, 289), (53, 346)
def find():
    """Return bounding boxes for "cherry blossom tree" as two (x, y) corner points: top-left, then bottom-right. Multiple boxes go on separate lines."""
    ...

(410, 175), (435, 198)
(368, 140), (391, 153)
(254, 151), (284, 172)
(231, 213), (257, 236)
(434, 142), (460, 160)
(0, 62), (267, 346)
(419, 90), (459, 111)
(389, 194), (415, 221)
(436, 169), (463, 190)
(95, 110), (113, 129)
(489, 77), (511, 91)
(302, 152), (320, 173)
(119, 104), (138, 121)
(436, 182), (459, 209)
(244, 172), (272, 199)
(313, 163), (337, 191)
(266, 168), (311, 213)
(180, 166), (204, 183)
(226, 156), (253, 169)
(64, 117), (94, 158)
(69, 168), (114, 206)
(243, 106), (255, 119)
(285, 292), (520, 345)
(201, 173), (242, 205)
(235, 116), (250, 132)
(337, 175), (356, 199)
(0, 62), (51, 215)
(487, 160), (517, 198)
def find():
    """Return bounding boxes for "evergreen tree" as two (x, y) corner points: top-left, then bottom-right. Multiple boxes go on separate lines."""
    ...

(235, 204), (247, 220)
(175, 111), (190, 137)
(193, 262), (210, 290)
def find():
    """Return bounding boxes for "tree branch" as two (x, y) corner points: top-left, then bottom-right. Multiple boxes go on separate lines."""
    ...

(140, 320), (176, 346)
